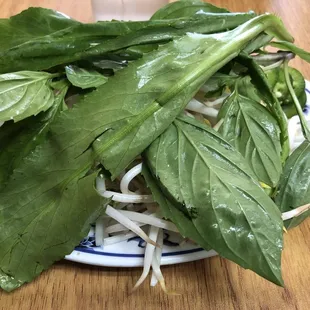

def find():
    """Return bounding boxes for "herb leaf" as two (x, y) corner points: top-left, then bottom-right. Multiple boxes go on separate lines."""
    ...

(65, 65), (108, 89)
(0, 71), (57, 123)
(151, 0), (229, 20)
(142, 164), (212, 251)
(144, 115), (284, 285)
(0, 160), (107, 291)
(243, 33), (273, 54)
(0, 11), (256, 73)
(270, 41), (310, 63)
(275, 140), (310, 229)
(0, 84), (68, 188)
(218, 85), (282, 187)
(236, 53), (290, 161)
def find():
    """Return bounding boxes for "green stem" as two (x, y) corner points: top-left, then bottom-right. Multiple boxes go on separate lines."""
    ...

(283, 59), (310, 141)
(158, 14), (293, 105)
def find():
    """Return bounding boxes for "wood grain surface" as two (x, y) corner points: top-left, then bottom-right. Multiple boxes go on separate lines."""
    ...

(0, 1), (309, 309)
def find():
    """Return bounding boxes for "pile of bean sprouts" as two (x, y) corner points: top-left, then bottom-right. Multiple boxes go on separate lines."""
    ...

(93, 85), (310, 293)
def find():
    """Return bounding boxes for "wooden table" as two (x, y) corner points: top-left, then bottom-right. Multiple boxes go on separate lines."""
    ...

(0, 1), (309, 309)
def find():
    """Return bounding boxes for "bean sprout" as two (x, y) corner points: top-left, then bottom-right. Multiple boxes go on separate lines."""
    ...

(132, 226), (159, 291)
(103, 232), (136, 246)
(99, 190), (153, 203)
(213, 118), (224, 131)
(95, 217), (107, 246)
(150, 229), (163, 287)
(186, 98), (219, 118)
(116, 210), (179, 232)
(282, 203), (310, 221)
(120, 163), (143, 194)
(105, 205), (158, 246)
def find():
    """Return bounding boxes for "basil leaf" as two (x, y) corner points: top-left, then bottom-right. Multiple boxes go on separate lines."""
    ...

(65, 65), (108, 89)
(236, 53), (290, 161)
(218, 87), (282, 187)
(266, 66), (307, 118)
(270, 41), (310, 63)
(275, 140), (310, 229)
(144, 115), (284, 285)
(0, 71), (56, 123)
(0, 160), (107, 292)
(142, 164), (211, 251)
(0, 84), (68, 189)
(151, 0), (229, 20)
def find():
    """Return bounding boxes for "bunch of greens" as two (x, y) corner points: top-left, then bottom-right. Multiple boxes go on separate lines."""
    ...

(0, 0), (310, 292)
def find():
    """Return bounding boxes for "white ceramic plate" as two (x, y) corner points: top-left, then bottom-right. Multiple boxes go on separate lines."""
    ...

(65, 81), (310, 267)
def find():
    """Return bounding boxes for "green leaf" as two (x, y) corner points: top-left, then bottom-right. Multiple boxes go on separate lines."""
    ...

(243, 33), (273, 54)
(151, 0), (229, 20)
(266, 66), (306, 118)
(141, 164), (211, 251)
(0, 71), (56, 123)
(218, 86), (282, 187)
(236, 53), (290, 161)
(91, 15), (293, 178)
(0, 84), (68, 189)
(0, 7), (157, 53)
(65, 65), (108, 89)
(0, 11), (256, 73)
(0, 159), (107, 291)
(200, 73), (237, 98)
(275, 140), (310, 229)
(144, 115), (284, 285)
(270, 41), (310, 63)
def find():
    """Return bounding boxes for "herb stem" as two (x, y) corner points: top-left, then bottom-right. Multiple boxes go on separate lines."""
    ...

(283, 58), (310, 141)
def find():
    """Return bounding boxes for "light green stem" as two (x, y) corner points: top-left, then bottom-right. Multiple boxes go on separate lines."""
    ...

(283, 59), (310, 141)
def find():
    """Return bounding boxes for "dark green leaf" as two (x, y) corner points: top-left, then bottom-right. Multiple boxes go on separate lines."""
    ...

(236, 53), (290, 161)
(0, 12), (256, 73)
(243, 33), (273, 54)
(151, 0), (229, 20)
(235, 75), (262, 102)
(142, 164), (211, 251)
(144, 115), (284, 285)
(0, 71), (57, 123)
(200, 73), (237, 98)
(0, 7), (158, 53)
(0, 84), (68, 189)
(65, 65), (108, 89)
(266, 66), (306, 118)
(270, 41), (310, 63)
(0, 167), (108, 291)
(275, 140), (310, 229)
(218, 87), (282, 187)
